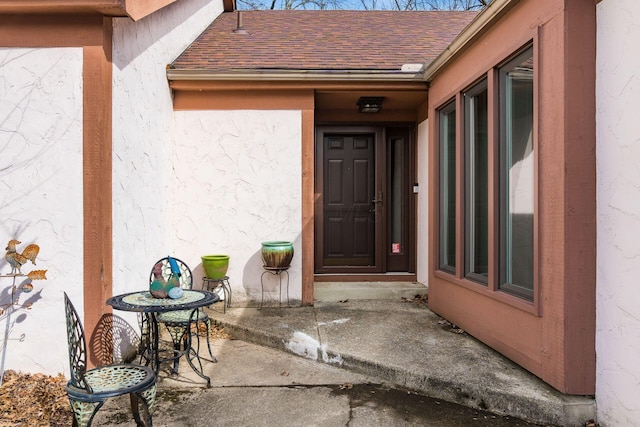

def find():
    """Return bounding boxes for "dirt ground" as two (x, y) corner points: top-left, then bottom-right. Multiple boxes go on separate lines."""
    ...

(0, 370), (72, 427)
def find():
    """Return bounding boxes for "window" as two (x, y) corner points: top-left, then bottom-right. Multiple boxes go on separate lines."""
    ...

(464, 81), (489, 284)
(499, 47), (534, 301)
(390, 136), (404, 252)
(435, 44), (535, 304)
(438, 100), (457, 273)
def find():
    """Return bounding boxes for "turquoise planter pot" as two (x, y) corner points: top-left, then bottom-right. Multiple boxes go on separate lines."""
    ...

(261, 241), (294, 269)
(202, 255), (230, 279)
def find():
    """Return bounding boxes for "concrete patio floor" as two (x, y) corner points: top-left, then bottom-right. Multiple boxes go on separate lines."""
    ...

(204, 298), (596, 426)
(90, 296), (596, 426)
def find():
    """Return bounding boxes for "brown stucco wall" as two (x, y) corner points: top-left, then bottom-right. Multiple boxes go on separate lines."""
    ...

(427, 0), (596, 394)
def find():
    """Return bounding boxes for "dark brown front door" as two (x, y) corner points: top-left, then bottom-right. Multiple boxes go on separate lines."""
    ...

(315, 126), (384, 273)
(315, 126), (415, 274)
(315, 126), (414, 274)
(323, 131), (377, 269)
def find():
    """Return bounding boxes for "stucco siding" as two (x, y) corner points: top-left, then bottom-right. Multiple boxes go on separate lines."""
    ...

(596, 0), (640, 424)
(111, 0), (224, 305)
(0, 48), (83, 376)
(173, 110), (303, 303)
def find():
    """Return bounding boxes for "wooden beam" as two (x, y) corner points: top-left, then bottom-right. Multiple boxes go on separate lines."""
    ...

(0, 14), (105, 47)
(82, 17), (113, 367)
(301, 109), (315, 305)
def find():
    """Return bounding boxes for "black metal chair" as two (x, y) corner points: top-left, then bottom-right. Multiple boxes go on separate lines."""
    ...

(64, 292), (156, 427)
(150, 257), (217, 375)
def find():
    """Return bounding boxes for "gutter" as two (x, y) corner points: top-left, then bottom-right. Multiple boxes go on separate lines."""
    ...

(167, 68), (426, 82)
(422, 0), (520, 82)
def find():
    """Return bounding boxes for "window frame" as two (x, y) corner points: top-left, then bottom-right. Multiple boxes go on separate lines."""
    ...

(437, 99), (458, 275)
(463, 79), (489, 285)
(498, 45), (536, 302)
(433, 41), (538, 313)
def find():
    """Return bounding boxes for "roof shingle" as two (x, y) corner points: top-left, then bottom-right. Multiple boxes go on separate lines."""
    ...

(171, 10), (477, 72)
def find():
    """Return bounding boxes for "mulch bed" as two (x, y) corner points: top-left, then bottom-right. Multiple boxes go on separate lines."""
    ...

(0, 325), (231, 426)
(0, 370), (72, 427)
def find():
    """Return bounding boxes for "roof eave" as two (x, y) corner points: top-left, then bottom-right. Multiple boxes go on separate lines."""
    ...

(0, 0), (181, 21)
(423, 0), (521, 82)
(167, 69), (426, 82)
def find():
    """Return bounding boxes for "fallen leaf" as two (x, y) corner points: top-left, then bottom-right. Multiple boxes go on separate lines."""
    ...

(0, 371), (72, 426)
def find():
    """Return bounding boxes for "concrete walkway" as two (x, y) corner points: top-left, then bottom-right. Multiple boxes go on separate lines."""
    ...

(92, 335), (545, 426)
(205, 299), (596, 426)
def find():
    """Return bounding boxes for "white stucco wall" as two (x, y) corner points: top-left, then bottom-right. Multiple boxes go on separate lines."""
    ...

(416, 119), (429, 285)
(596, 0), (640, 425)
(111, 0), (224, 310)
(0, 48), (83, 376)
(173, 110), (303, 303)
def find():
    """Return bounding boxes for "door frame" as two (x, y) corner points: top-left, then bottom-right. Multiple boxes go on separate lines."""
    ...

(314, 124), (417, 277)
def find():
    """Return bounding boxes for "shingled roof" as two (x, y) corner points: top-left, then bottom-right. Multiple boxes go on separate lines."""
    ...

(170, 10), (477, 74)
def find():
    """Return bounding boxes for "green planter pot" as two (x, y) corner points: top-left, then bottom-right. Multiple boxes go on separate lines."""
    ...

(202, 254), (230, 279)
(261, 241), (294, 269)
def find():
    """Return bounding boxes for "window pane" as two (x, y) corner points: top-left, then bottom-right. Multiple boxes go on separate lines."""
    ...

(390, 137), (404, 250)
(499, 47), (534, 300)
(439, 101), (456, 273)
(464, 82), (488, 284)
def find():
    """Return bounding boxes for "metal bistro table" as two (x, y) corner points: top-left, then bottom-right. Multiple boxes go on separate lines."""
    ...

(106, 289), (219, 387)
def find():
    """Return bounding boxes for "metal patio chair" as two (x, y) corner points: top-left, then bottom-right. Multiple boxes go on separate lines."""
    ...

(150, 256), (217, 374)
(64, 292), (156, 427)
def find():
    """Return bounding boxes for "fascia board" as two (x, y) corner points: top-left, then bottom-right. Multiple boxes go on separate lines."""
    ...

(167, 69), (426, 82)
(422, 0), (521, 82)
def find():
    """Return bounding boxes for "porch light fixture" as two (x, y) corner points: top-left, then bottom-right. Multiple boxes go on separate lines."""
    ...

(357, 97), (384, 113)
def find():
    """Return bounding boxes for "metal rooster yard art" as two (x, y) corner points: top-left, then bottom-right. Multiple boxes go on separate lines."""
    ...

(1, 239), (47, 386)
(5, 240), (40, 275)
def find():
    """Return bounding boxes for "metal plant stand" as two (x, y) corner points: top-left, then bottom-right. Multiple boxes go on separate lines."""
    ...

(260, 267), (290, 308)
(202, 276), (231, 313)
